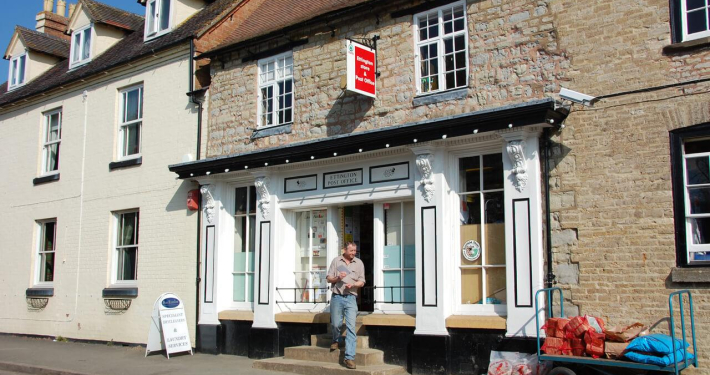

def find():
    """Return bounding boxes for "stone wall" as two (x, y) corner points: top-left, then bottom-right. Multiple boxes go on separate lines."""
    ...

(205, 0), (569, 157)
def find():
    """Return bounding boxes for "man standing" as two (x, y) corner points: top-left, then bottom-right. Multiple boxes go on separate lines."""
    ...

(326, 241), (365, 369)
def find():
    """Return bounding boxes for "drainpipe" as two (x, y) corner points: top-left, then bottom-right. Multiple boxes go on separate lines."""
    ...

(543, 128), (556, 288)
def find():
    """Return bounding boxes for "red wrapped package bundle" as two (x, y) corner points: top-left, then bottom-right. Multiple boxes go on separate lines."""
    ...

(542, 318), (569, 338)
(541, 337), (570, 355)
(565, 316), (591, 338)
(569, 338), (585, 356)
(584, 328), (605, 344)
(585, 337), (605, 358)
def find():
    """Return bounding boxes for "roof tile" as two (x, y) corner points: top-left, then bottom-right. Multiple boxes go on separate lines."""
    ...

(16, 26), (70, 59)
(80, 0), (145, 31)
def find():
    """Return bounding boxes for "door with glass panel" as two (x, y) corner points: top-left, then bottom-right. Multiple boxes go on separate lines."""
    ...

(295, 209), (328, 303)
(458, 154), (506, 312)
(382, 202), (416, 305)
(233, 187), (256, 303)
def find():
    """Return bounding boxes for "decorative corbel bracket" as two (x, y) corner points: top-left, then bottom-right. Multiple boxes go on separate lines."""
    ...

(254, 176), (271, 218)
(506, 140), (528, 192)
(200, 184), (215, 224)
(415, 153), (435, 203)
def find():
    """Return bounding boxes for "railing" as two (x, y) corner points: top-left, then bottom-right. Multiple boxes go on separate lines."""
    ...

(275, 285), (415, 304)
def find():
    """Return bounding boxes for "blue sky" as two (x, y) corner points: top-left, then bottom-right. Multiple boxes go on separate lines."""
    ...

(0, 1), (145, 81)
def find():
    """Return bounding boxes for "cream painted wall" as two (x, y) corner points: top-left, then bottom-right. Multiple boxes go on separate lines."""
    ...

(72, 7), (91, 31)
(0, 46), (201, 345)
(174, 0), (205, 27)
(27, 52), (61, 83)
(93, 24), (125, 59)
(9, 37), (26, 57)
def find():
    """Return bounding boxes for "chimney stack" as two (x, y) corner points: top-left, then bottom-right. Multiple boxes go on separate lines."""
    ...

(57, 0), (66, 17)
(36, 0), (70, 40)
(69, 3), (76, 18)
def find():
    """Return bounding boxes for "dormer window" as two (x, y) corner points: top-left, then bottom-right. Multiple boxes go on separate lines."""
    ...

(8, 53), (27, 89)
(146, 0), (171, 38)
(70, 25), (92, 67)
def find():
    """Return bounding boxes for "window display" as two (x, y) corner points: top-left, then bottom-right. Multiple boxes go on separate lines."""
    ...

(295, 209), (328, 302)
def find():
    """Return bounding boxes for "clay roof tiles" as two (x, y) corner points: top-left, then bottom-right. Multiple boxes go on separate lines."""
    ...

(80, 0), (145, 31)
(15, 26), (70, 59)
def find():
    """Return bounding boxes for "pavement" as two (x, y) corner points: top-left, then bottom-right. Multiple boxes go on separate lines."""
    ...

(0, 335), (291, 375)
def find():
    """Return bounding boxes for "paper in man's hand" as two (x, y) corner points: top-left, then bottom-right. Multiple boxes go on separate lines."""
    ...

(336, 265), (351, 274)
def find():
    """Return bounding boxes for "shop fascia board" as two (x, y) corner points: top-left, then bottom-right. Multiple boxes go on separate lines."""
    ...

(169, 98), (567, 179)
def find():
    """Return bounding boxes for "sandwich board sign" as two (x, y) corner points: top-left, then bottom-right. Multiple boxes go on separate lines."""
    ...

(346, 39), (377, 98)
(145, 293), (193, 358)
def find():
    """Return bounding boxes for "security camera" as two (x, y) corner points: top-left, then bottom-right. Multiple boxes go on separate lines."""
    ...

(559, 87), (597, 106)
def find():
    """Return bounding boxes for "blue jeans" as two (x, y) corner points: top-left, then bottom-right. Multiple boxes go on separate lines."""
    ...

(330, 294), (357, 360)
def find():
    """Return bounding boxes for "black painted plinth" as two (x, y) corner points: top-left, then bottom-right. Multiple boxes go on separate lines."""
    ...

(196, 324), (222, 355)
(221, 320), (251, 356)
(448, 329), (535, 375)
(411, 334), (450, 375)
(248, 327), (279, 359)
(366, 325), (414, 368)
(277, 323), (315, 356)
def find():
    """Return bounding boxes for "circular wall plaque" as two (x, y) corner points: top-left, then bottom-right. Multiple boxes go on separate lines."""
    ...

(462, 240), (481, 262)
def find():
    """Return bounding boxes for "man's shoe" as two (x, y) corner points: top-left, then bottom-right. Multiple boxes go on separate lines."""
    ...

(344, 359), (356, 369)
(330, 342), (339, 351)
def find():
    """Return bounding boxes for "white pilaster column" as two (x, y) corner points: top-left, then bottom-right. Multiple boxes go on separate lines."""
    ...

(498, 127), (545, 337)
(411, 146), (448, 336)
(252, 172), (278, 329)
(197, 182), (221, 325)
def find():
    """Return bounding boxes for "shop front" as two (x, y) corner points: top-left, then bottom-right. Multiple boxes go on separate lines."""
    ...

(169, 99), (567, 373)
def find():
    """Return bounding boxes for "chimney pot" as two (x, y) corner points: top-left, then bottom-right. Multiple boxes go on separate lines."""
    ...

(57, 0), (66, 16)
(44, 0), (53, 12)
(69, 3), (76, 17)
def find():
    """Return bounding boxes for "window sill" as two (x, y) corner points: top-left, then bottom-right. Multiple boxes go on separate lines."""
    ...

(69, 59), (91, 70)
(446, 315), (506, 330)
(109, 156), (142, 171)
(251, 123), (293, 140)
(102, 287), (138, 298)
(413, 88), (468, 106)
(33, 173), (60, 185)
(26, 287), (54, 297)
(663, 37), (710, 54)
(671, 267), (710, 283)
(144, 29), (172, 43)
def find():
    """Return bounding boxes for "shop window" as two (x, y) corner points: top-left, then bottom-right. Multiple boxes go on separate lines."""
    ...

(672, 0), (710, 42)
(118, 85), (143, 160)
(295, 209), (328, 303)
(258, 52), (293, 127)
(36, 219), (57, 284)
(383, 202), (416, 303)
(671, 125), (710, 266)
(233, 186), (257, 302)
(458, 154), (506, 308)
(414, 1), (468, 94)
(114, 210), (139, 282)
(41, 109), (62, 175)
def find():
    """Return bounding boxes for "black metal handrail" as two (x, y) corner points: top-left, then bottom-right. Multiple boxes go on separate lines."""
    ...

(275, 285), (415, 304)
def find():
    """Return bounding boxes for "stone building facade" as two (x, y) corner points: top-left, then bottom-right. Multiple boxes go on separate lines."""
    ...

(169, 0), (710, 374)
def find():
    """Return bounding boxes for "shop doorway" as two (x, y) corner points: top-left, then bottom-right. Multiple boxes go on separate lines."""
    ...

(340, 204), (374, 312)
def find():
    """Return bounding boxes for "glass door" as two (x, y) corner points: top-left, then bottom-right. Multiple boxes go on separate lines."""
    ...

(295, 209), (328, 303)
(233, 186), (256, 303)
(382, 202), (416, 304)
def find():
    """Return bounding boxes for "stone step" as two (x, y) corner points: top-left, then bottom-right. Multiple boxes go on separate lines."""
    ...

(285, 346), (384, 366)
(253, 357), (408, 375)
(312, 333), (369, 349)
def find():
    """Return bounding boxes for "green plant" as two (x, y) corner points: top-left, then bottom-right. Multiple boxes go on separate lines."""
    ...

(55, 336), (68, 342)
(107, 339), (114, 347)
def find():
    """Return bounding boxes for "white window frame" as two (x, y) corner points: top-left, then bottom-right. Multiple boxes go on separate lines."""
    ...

(70, 25), (92, 68)
(35, 219), (57, 286)
(682, 140), (710, 263)
(413, 0), (469, 95)
(8, 52), (27, 90)
(257, 51), (294, 128)
(451, 147), (507, 315)
(117, 85), (143, 160)
(680, 0), (710, 42)
(41, 108), (62, 175)
(145, 0), (172, 40)
(232, 186), (257, 307)
(111, 210), (139, 285)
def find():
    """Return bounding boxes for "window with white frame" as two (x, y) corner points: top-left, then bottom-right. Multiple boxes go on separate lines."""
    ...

(414, 1), (468, 94)
(258, 52), (293, 127)
(146, 0), (171, 38)
(677, 0), (710, 42)
(382, 202), (416, 304)
(42, 109), (62, 174)
(114, 211), (139, 282)
(36, 219), (57, 284)
(458, 154), (506, 311)
(8, 53), (27, 89)
(118, 85), (143, 159)
(233, 186), (256, 303)
(70, 25), (92, 67)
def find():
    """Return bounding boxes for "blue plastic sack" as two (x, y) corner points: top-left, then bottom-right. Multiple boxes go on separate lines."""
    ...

(624, 348), (695, 367)
(626, 334), (689, 355)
